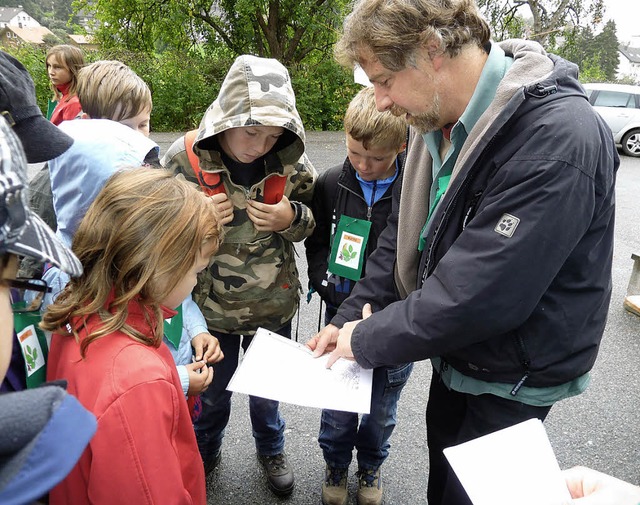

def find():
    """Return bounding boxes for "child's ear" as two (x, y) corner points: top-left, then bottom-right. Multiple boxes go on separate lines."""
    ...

(81, 112), (90, 120)
(398, 142), (407, 153)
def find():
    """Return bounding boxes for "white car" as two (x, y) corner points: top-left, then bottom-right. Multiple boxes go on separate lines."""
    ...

(583, 82), (640, 157)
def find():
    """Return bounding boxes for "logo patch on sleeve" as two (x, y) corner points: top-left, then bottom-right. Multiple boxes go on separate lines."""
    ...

(494, 213), (520, 238)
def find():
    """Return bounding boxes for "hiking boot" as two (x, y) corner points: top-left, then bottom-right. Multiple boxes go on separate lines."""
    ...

(258, 452), (295, 496)
(203, 451), (221, 477)
(357, 467), (383, 505)
(321, 465), (348, 505)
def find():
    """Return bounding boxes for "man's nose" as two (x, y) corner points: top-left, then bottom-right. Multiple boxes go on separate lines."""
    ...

(374, 87), (393, 112)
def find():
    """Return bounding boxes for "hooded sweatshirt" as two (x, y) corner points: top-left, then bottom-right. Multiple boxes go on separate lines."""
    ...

(162, 55), (317, 335)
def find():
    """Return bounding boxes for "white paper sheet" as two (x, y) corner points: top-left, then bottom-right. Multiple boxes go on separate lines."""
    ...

(227, 327), (373, 414)
(443, 418), (571, 505)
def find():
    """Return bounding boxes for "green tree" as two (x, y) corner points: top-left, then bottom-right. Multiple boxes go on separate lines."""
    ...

(74, 0), (350, 66)
(577, 53), (608, 82)
(592, 19), (619, 80)
(550, 20), (619, 82)
(550, 25), (595, 69)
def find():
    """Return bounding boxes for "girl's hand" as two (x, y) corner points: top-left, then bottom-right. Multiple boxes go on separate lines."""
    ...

(186, 361), (213, 396)
(246, 194), (294, 232)
(191, 332), (224, 364)
(211, 193), (234, 226)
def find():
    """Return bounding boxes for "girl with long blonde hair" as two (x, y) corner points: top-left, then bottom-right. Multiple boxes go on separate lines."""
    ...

(43, 168), (222, 505)
(46, 44), (84, 125)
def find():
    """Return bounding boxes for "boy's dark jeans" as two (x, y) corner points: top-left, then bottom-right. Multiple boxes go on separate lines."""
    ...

(194, 322), (292, 464)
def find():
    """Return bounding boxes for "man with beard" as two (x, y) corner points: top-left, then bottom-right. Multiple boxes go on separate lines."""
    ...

(306, 1), (619, 504)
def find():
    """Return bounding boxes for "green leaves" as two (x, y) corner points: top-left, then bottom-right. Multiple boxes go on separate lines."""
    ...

(340, 243), (357, 262)
(25, 344), (38, 371)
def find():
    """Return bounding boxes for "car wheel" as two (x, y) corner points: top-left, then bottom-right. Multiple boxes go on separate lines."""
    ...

(621, 129), (640, 157)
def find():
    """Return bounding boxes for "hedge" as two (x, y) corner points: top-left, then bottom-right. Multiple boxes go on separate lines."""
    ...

(3, 44), (361, 132)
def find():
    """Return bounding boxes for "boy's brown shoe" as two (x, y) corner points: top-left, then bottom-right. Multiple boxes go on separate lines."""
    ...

(321, 465), (348, 505)
(357, 467), (383, 505)
(258, 452), (294, 496)
(623, 295), (640, 316)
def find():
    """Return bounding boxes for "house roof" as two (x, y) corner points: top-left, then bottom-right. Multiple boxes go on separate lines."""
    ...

(1, 25), (54, 44)
(0, 7), (24, 23)
(68, 34), (95, 45)
(619, 44), (640, 64)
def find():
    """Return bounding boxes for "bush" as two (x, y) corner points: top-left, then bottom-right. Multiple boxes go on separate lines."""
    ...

(3, 45), (52, 112)
(2, 45), (355, 132)
(291, 58), (362, 131)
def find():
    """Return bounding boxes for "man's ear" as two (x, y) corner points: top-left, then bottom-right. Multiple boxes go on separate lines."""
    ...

(422, 37), (445, 70)
(424, 36), (442, 58)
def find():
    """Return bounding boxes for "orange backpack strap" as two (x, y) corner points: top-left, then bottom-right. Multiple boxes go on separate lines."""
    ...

(184, 130), (286, 203)
(183, 129), (225, 197)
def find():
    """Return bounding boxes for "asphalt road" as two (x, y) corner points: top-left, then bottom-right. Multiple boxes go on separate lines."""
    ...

(30, 132), (640, 504)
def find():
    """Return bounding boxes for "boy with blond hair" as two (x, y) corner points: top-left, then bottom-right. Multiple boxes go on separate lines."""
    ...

(75, 59), (152, 135)
(304, 86), (412, 505)
(49, 60), (155, 244)
(28, 60), (154, 238)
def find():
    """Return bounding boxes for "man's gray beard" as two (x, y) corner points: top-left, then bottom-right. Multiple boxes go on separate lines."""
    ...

(389, 95), (441, 134)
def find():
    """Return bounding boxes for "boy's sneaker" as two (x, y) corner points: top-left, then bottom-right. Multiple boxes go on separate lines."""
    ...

(357, 467), (382, 505)
(321, 465), (348, 505)
(258, 452), (295, 496)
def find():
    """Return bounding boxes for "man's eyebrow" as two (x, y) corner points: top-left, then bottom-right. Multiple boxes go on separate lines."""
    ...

(368, 71), (390, 84)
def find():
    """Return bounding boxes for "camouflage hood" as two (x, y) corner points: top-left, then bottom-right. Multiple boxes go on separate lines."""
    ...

(193, 54), (305, 169)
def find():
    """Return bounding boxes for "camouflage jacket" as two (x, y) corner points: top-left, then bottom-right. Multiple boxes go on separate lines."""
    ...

(161, 55), (317, 335)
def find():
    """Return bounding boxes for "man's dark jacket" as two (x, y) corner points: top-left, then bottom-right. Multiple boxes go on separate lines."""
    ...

(331, 40), (619, 390)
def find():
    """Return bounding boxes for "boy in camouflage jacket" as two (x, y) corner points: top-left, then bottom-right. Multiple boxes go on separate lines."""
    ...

(161, 54), (316, 496)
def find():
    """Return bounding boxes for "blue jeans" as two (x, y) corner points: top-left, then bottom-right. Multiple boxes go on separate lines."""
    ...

(319, 307), (413, 470)
(318, 362), (413, 471)
(194, 323), (291, 462)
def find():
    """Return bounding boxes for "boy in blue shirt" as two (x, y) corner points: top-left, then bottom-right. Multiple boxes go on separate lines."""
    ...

(305, 87), (412, 505)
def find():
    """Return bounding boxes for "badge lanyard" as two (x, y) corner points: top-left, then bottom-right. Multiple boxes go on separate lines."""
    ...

(163, 303), (184, 349)
(328, 215), (372, 281)
(13, 308), (49, 388)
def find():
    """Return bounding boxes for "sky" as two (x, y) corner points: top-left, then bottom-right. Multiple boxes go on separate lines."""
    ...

(602, 0), (640, 42)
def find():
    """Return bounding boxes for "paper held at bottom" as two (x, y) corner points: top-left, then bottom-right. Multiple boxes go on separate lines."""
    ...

(227, 327), (374, 414)
(444, 418), (572, 505)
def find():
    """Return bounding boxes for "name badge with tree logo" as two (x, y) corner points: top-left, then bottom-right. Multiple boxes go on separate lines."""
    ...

(328, 215), (372, 281)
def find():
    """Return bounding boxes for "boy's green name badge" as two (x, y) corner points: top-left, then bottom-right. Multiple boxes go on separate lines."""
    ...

(328, 215), (372, 281)
(13, 309), (48, 389)
(164, 303), (183, 349)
